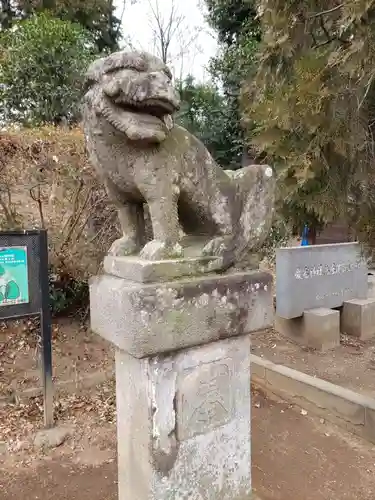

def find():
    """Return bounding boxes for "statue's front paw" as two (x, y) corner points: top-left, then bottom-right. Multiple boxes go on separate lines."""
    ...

(202, 236), (231, 257)
(108, 236), (140, 257)
(139, 240), (183, 260)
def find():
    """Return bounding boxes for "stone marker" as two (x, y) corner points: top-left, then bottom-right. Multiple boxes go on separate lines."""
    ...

(276, 242), (367, 319)
(368, 272), (375, 299)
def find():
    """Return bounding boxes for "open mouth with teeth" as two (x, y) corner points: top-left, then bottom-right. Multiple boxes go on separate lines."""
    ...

(114, 97), (177, 120)
(100, 91), (179, 142)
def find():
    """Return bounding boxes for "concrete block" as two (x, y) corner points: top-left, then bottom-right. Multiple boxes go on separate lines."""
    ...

(341, 298), (375, 340)
(304, 308), (340, 351)
(275, 308), (340, 351)
(364, 403), (375, 444)
(90, 270), (273, 358)
(250, 354), (372, 440)
(263, 362), (365, 427)
(116, 335), (252, 500)
(275, 315), (305, 344)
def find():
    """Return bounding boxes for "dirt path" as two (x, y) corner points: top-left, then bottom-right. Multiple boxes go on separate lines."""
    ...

(1, 388), (375, 500)
(252, 388), (375, 500)
(0, 461), (117, 500)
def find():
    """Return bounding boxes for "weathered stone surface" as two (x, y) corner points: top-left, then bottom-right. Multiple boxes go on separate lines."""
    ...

(90, 270), (273, 358)
(82, 50), (275, 269)
(368, 273), (375, 299)
(341, 298), (375, 340)
(116, 335), (251, 500)
(176, 358), (234, 441)
(275, 308), (340, 351)
(275, 315), (305, 344)
(104, 254), (224, 283)
(276, 243), (367, 319)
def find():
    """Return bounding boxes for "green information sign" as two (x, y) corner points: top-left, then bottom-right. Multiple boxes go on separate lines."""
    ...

(0, 246), (29, 306)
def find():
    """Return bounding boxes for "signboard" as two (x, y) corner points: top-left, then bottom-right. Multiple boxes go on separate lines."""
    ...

(0, 246), (29, 306)
(276, 242), (368, 319)
(0, 230), (53, 427)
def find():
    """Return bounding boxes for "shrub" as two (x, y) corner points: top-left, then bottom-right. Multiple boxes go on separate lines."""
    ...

(0, 13), (97, 126)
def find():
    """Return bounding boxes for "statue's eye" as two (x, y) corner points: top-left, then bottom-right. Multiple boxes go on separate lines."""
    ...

(163, 70), (172, 81)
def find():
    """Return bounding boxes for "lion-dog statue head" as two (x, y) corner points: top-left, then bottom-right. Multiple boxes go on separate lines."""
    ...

(83, 51), (181, 144)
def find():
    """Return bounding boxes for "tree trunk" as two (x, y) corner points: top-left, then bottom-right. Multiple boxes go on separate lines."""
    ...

(0, 0), (13, 29)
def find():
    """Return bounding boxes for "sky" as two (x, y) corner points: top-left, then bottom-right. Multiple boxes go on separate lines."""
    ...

(114, 0), (218, 81)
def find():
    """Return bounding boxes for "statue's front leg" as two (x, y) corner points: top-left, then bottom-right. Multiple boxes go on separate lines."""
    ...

(109, 203), (145, 256)
(140, 190), (183, 260)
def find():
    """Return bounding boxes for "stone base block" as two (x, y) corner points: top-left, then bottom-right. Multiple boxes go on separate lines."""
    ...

(275, 308), (340, 351)
(304, 308), (340, 350)
(341, 298), (375, 340)
(104, 254), (224, 283)
(116, 335), (251, 500)
(275, 315), (305, 344)
(90, 270), (273, 358)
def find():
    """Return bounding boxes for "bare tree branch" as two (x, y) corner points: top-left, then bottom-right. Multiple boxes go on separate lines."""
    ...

(309, 4), (344, 19)
(145, 0), (199, 70)
(115, 0), (139, 40)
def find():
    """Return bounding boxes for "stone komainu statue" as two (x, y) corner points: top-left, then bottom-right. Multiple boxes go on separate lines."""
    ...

(82, 50), (275, 269)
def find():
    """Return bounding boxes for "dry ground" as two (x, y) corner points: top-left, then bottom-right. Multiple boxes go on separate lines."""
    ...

(252, 328), (375, 398)
(0, 318), (113, 398)
(2, 319), (375, 499)
(1, 387), (375, 499)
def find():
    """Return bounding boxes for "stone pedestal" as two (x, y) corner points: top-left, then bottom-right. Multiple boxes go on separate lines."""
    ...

(116, 337), (251, 500)
(90, 256), (273, 500)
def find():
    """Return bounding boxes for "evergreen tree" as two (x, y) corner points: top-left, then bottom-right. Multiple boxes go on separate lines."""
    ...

(176, 75), (235, 167)
(205, 0), (260, 168)
(244, 0), (375, 235)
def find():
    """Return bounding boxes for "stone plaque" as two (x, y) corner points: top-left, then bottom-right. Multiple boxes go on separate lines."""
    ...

(276, 242), (368, 319)
(176, 359), (234, 441)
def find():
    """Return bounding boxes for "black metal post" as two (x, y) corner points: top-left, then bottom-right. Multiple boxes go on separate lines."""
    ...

(38, 230), (54, 428)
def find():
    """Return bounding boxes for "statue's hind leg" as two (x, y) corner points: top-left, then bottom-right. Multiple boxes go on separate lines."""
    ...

(201, 186), (238, 258)
(229, 165), (275, 261)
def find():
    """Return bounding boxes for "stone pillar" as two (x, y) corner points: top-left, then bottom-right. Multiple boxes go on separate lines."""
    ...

(90, 256), (273, 500)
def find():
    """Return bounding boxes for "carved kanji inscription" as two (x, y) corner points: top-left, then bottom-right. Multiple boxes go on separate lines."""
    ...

(177, 359), (234, 441)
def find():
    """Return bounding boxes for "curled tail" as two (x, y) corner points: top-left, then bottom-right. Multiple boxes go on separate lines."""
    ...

(220, 164), (275, 270)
